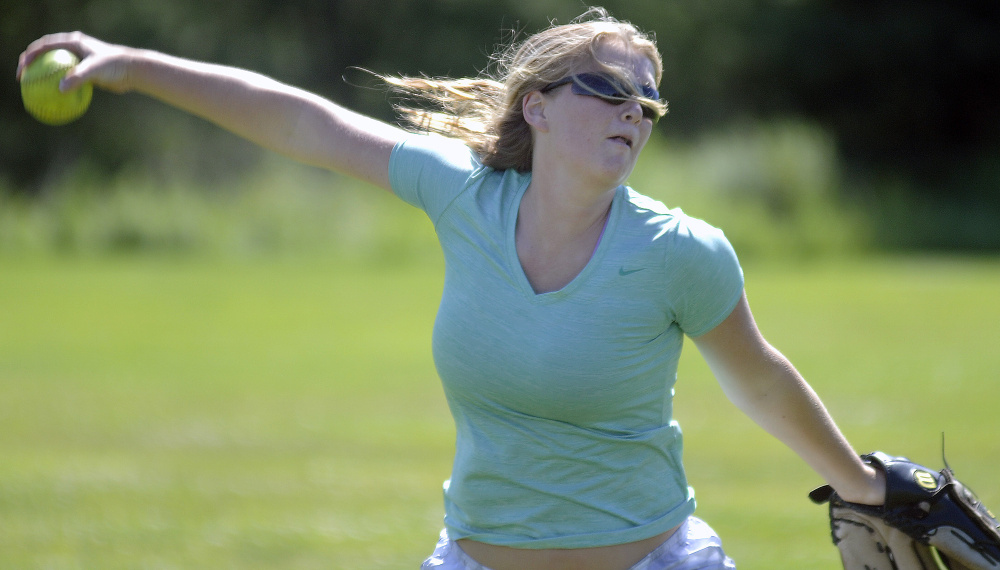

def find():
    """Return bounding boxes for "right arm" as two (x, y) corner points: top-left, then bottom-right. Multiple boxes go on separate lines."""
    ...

(17, 32), (406, 191)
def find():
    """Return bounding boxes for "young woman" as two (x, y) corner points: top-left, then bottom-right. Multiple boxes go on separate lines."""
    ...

(19, 7), (885, 570)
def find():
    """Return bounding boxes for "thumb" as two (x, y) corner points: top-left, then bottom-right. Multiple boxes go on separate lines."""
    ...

(59, 74), (81, 92)
(62, 54), (131, 93)
(60, 58), (95, 91)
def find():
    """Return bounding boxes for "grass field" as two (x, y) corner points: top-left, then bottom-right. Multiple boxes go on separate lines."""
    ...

(1, 254), (998, 569)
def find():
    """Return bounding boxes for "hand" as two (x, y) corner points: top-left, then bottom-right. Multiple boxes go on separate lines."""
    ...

(17, 32), (135, 94)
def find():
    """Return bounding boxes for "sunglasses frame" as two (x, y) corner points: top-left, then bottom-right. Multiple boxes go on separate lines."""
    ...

(540, 72), (662, 123)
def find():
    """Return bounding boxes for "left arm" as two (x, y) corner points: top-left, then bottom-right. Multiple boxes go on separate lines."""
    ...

(691, 292), (885, 505)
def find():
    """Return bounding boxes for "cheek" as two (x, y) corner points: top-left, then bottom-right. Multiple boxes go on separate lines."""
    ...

(634, 126), (654, 153)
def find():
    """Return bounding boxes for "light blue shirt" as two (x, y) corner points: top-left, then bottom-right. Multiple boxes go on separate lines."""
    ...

(389, 134), (744, 549)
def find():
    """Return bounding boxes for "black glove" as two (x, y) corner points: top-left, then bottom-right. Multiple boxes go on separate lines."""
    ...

(810, 451), (1000, 570)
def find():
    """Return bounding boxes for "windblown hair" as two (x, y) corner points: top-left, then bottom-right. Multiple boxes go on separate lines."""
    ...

(382, 7), (666, 172)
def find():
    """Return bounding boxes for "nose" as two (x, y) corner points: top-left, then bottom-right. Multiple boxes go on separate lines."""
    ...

(620, 99), (643, 124)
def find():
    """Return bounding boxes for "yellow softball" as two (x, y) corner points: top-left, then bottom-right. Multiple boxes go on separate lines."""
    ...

(20, 49), (93, 126)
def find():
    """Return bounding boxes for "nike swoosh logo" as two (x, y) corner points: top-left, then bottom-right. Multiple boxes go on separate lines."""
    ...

(619, 267), (646, 276)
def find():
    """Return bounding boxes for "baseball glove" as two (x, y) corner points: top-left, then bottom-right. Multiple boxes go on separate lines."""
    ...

(810, 451), (1000, 570)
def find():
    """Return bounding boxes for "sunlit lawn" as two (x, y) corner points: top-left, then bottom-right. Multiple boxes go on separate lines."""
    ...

(2, 254), (998, 569)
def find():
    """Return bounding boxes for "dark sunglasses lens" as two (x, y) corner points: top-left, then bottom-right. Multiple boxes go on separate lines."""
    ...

(572, 74), (626, 98)
(572, 74), (660, 100)
(565, 74), (660, 122)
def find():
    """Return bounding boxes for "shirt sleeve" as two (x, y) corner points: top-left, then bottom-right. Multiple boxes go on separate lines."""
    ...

(663, 213), (745, 337)
(388, 133), (485, 223)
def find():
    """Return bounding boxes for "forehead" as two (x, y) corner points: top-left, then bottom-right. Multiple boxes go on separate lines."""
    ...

(590, 40), (657, 86)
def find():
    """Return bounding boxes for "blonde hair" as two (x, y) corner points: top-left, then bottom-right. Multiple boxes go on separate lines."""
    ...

(383, 7), (666, 172)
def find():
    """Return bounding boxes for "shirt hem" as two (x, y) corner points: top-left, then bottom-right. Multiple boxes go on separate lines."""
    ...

(444, 498), (696, 550)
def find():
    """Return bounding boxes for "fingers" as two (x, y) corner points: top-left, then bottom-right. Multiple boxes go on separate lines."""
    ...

(17, 32), (132, 93)
(17, 31), (93, 81)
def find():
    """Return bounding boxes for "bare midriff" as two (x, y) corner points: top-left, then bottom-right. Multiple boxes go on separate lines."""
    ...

(454, 524), (681, 570)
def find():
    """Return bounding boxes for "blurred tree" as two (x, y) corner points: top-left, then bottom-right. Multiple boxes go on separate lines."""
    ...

(4, 0), (998, 243)
(726, 1), (1000, 203)
(4, 0), (589, 190)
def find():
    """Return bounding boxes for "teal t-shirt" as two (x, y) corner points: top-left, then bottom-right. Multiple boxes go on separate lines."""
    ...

(389, 134), (744, 549)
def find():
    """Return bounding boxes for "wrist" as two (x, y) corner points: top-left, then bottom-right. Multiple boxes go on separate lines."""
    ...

(837, 464), (886, 505)
(119, 48), (157, 93)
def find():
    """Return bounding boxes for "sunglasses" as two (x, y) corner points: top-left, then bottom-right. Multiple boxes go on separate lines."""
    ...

(540, 72), (663, 123)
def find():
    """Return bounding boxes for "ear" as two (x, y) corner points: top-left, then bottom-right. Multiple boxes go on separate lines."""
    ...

(522, 90), (549, 132)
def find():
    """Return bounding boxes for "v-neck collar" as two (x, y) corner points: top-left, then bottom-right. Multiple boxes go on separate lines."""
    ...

(506, 182), (623, 302)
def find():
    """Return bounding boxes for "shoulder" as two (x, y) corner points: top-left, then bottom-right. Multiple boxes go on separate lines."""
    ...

(615, 187), (744, 334)
(390, 133), (485, 181)
(390, 133), (532, 226)
(389, 133), (498, 218)
(619, 187), (731, 257)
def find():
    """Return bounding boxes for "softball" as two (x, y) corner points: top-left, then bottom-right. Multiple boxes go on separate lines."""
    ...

(20, 49), (93, 126)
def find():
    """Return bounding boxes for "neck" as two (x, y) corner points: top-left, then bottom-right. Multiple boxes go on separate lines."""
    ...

(518, 177), (615, 251)
(521, 150), (619, 236)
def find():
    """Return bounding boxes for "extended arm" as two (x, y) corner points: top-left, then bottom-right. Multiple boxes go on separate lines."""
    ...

(691, 293), (885, 505)
(17, 32), (405, 190)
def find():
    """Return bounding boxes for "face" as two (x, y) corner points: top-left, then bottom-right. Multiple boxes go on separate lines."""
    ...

(529, 41), (658, 190)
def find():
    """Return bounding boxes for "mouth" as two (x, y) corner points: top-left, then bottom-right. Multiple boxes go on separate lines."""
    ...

(609, 135), (633, 148)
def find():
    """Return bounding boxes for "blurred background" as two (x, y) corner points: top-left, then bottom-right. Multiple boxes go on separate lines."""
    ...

(4, 0), (998, 257)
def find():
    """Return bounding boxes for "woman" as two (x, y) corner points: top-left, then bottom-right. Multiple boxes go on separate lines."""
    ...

(19, 7), (885, 570)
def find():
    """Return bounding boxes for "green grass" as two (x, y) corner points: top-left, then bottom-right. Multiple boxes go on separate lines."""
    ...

(2, 254), (999, 569)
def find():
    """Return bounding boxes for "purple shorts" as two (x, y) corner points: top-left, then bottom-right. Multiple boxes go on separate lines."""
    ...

(420, 516), (736, 570)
